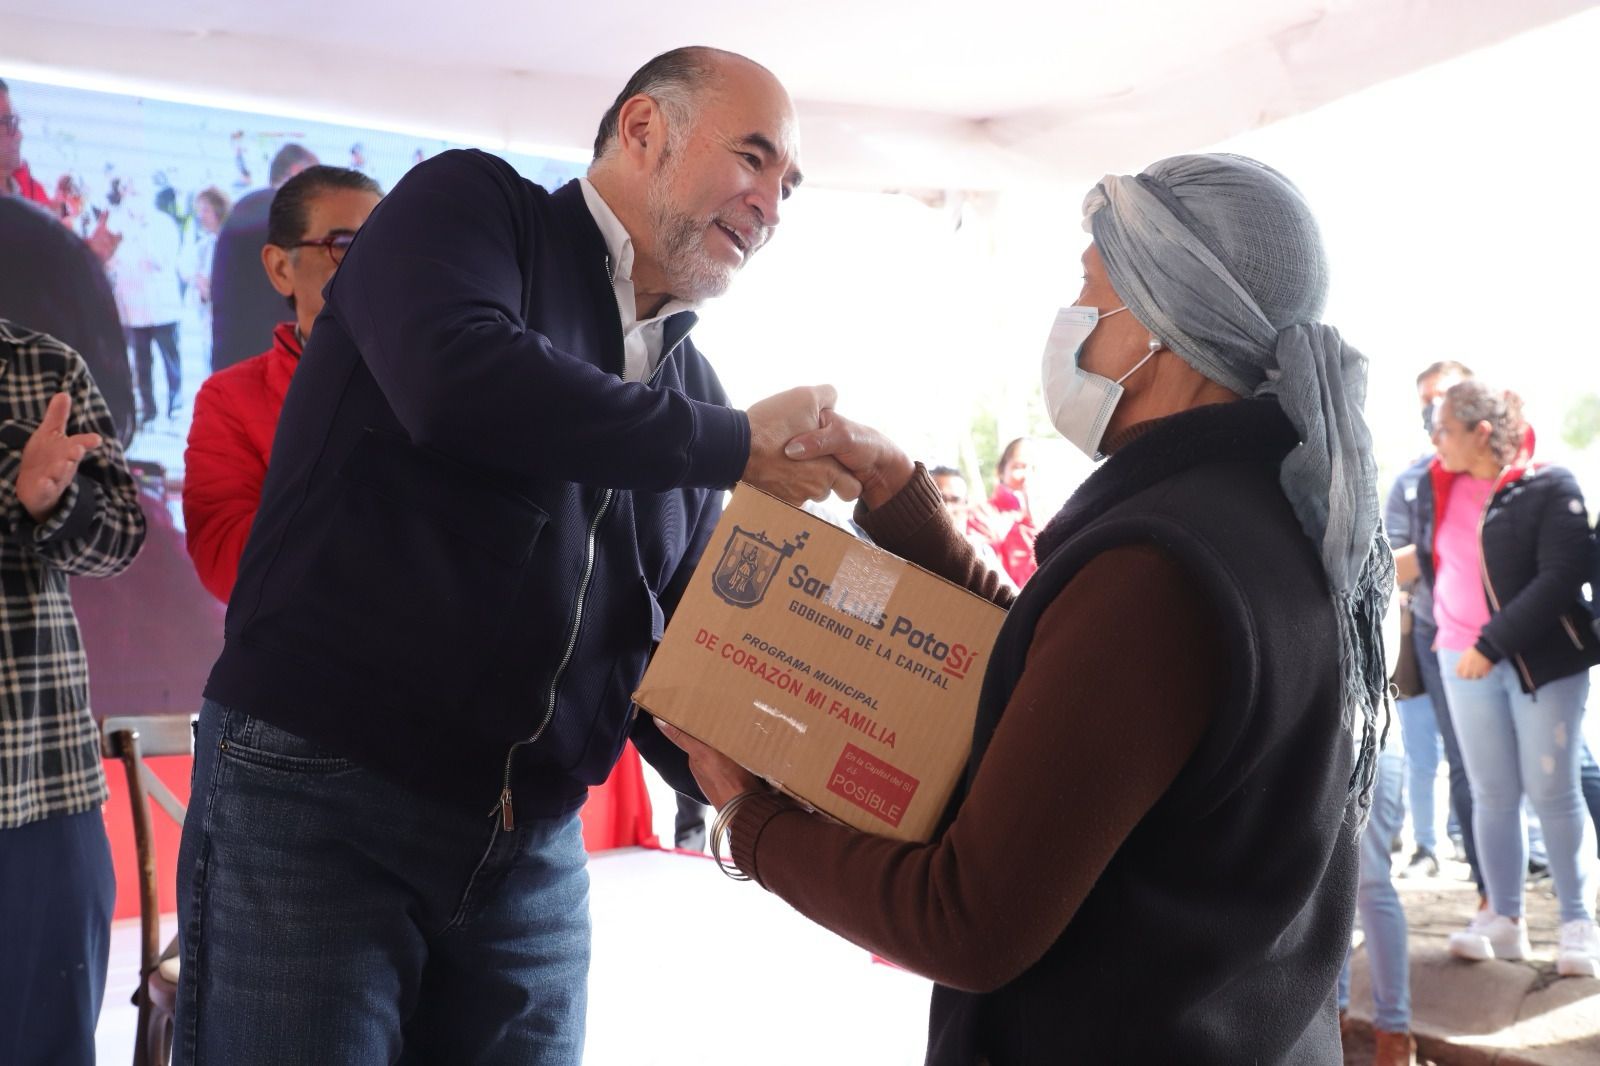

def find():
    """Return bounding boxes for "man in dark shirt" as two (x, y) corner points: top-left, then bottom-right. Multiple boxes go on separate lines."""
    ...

(175, 47), (854, 1066)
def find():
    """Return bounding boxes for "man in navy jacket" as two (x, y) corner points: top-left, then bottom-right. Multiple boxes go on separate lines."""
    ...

(174, 47), (853, 1065)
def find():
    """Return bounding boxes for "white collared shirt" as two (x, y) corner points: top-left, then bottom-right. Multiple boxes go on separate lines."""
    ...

(578, 178), (699, 383)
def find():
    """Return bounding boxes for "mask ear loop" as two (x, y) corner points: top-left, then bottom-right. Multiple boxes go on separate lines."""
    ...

(1114, 334), (1162, 386)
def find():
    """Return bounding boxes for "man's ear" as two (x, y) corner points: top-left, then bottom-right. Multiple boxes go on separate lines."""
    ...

(614, 93), (665, 169)
(261, 244), (295, 298)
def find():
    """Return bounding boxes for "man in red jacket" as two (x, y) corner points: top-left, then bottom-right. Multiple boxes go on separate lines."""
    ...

(0, 79), (55, 211)
(183, 165), (381, 601)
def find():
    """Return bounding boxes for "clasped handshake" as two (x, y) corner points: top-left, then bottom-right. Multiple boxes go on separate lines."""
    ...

(741, 384), (914, 513)
(11, 384), (909, 523)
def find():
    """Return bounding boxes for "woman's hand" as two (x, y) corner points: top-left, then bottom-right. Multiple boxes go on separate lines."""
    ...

(655, 720), (764, 807)
(783, 410), (915, 511)
(1456, 647), (1495, 680)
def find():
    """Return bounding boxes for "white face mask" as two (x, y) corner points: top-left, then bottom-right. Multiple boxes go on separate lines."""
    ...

(1040, 305), (1159, 460)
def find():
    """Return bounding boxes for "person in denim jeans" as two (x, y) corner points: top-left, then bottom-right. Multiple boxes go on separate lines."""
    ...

(1385, 360), (1479, 887)
(1339, 747), (1415, 1065)
(174, 48), (848, 1066)
(1397, 380), (1600, 976)
(181, 705), (593, 1064)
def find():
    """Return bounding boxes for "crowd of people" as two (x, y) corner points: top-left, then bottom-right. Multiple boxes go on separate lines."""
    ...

(1326, 359), (1600, 1063)
(1, 76), (248, 437)
(1, 44), (1598, 1066)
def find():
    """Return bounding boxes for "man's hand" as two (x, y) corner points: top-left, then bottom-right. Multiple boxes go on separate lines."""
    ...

(1456, 647), (1494, 680)
(743, 385), (861, 504)
(16, 393), (102, 523)
(654, 719), (764, 808)
(1392, 544), (1420, 586)
(86, 214), (121, 264)
(784, 410), (915, 511)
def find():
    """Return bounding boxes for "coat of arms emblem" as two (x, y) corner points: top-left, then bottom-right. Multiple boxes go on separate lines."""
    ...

(711, 526), (808, 608)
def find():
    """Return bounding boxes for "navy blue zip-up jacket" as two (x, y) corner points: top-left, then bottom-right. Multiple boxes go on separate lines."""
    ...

(205, 149), (750, 815)
(1409, 446), (1600, 693)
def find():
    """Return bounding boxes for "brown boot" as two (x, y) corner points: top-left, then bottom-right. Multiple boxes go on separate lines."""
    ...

(1373, 1029), (1417, 1066)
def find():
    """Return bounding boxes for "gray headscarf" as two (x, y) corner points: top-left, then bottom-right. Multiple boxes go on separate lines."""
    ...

(1083, 153), (1393, 814)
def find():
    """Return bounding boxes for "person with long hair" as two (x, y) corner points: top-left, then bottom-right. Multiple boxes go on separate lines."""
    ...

(1400, 381), (1600, 974)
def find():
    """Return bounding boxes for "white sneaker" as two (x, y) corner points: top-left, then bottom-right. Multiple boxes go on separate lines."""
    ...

(1557, 919), (1600, 977)
(1448, 911), (1530, 961)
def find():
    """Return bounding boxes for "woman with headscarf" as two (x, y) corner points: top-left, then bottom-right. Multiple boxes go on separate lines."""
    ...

(1397, 381), (1600, 974)
(658, 153), (1393, 1064)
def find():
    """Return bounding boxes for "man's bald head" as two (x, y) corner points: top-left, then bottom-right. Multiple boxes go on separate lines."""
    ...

(592, 46), (771, 162)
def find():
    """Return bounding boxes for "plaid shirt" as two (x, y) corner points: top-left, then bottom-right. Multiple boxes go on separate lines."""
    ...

(0, 320), (146, 828)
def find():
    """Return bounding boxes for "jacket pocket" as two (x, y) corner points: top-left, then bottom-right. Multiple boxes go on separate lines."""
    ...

(1561, 606), (1600, 667)
(259, 429), (548, 708)
(1562, 613), (1585, 652)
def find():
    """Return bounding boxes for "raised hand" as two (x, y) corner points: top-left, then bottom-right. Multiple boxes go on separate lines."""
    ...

(87, 213), (122, 263)
(16, 393), (103, 523)
(743, 385), (862, 504)
(783, 409), (915, 511)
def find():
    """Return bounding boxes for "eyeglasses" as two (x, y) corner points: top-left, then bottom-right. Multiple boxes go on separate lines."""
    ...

(287, 232), (357, 264)
(0, 115), (20, 134)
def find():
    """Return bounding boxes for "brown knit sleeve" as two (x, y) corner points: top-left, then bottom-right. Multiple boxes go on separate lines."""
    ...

(854, 463), (1016, 609)
(727, 543), (1224, 992)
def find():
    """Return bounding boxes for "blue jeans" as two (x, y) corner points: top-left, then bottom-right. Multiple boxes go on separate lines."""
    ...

(175, 701), (591, 1065)
(1438, 652), (1594, 924)
(1584, 742), (1600, 858)
(1414, 621), (1481, 891)
(1339, 751), (1410, 1032)
(0, 809), (115, 1066)
(1397, 695), (1442, 852)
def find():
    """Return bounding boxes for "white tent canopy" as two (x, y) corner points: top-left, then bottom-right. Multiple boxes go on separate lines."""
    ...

(2, 0), (1591, 191)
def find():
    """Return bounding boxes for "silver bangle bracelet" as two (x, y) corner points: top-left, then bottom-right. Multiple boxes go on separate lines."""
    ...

(708, 790), (764, 881)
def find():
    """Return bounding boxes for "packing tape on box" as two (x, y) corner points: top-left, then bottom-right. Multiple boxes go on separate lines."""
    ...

(750, 700), (809, 736)
(827, 544), (902, 627)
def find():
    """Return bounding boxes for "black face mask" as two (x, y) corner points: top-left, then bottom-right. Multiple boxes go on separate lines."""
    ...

(1421, 398), (1448, 437)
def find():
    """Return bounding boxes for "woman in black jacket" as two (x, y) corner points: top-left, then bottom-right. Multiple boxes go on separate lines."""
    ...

(1400, 380), (1600, 976)
(664, 154), (1391, 1065)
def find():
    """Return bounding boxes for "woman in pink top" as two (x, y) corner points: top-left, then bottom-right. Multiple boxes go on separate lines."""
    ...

(1401, 381), (1600, 976)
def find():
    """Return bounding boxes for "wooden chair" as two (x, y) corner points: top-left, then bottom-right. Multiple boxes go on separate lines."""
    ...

(102, 715), (192, 1066)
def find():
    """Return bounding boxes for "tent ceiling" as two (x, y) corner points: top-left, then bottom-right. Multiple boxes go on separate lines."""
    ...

(2, 0), (1591, 189)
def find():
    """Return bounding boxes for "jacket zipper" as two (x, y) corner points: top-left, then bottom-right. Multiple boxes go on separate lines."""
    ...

(494, 253), (677, 830)
(1476, 484), (1537, 692)
(494, 488), (615, 829)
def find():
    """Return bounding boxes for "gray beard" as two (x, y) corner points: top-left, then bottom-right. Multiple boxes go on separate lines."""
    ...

(646, 159), (736, 303)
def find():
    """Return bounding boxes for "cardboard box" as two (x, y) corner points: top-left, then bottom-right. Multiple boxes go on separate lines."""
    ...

(633, 483), (1006, 842)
